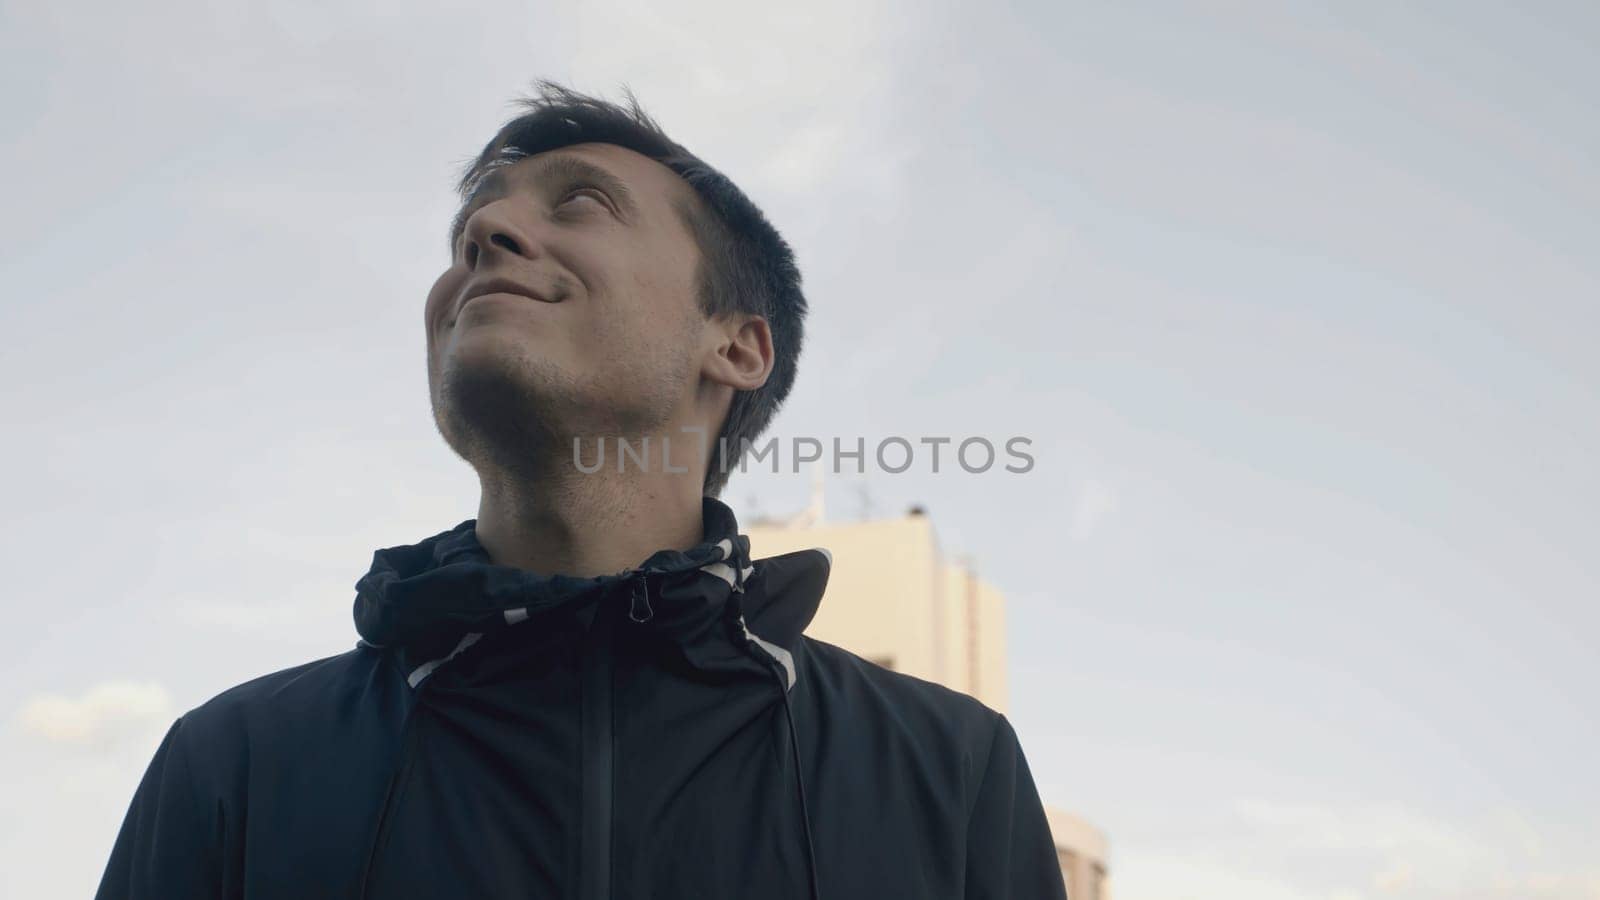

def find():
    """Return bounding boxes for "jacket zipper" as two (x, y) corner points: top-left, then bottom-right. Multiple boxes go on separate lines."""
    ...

(358, 705), (423, 900)
(580, 573), (644, 899)
(628, 572), (654, 623)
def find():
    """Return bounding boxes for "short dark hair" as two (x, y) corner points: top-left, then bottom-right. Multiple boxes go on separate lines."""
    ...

(450, 80), (808, 498)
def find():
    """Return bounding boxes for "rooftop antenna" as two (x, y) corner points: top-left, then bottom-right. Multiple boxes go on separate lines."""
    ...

(854, 481), (875, 521)
(787, 461), (825, 525)
(797, 461), (825, 527)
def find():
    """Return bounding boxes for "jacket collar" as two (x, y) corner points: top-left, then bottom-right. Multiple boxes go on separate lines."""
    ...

(352, 497), (831, 688)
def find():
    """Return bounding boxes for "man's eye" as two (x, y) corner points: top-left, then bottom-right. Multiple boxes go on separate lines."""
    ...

(559, 188), (607, 209)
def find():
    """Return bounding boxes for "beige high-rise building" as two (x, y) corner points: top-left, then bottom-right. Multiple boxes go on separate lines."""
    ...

(744, 494), (1110, 898)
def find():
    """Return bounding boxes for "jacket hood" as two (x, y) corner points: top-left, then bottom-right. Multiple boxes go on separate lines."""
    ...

(351, 496), (830, 689)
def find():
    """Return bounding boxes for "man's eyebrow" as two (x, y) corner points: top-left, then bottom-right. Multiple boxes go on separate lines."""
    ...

(448, 153), (642, 250)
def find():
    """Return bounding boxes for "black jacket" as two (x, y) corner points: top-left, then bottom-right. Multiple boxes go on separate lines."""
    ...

(96, 498), (1068, 899)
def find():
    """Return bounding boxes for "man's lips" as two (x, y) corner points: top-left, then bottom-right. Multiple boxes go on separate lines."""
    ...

(453, 277), (557, 321)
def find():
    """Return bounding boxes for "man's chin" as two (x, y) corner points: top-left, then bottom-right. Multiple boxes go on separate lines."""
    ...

(431, 356), (575, 471)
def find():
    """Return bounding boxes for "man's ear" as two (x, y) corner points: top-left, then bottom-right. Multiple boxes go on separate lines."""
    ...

(702, 314), (774, 392)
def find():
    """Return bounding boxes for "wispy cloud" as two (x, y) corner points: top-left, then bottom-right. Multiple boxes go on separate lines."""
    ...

(1217, 799), (1600, 900)
(14, 681), (174, 746)
(565, 0), (917, 208)
(1110, 854), (1327, 900)
(1069, 478), (1119, 542)
(1373, 861), (1414, 892)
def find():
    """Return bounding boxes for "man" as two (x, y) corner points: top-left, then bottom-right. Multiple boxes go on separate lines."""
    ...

(96, 81), (1068, 900)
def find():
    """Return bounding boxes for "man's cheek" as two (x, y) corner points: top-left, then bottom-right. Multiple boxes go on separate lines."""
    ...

(425, 268), (465, 328)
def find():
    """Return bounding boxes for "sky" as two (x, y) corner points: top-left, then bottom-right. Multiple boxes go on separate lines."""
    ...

(2, 1), (1597, 898)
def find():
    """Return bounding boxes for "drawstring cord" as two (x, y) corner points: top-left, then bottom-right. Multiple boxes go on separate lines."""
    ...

(731, 544), (819, 899)
(646, 543), (819, 899)
(773, 659), (822, 900)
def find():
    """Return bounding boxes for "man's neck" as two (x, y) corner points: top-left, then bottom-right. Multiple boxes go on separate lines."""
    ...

(471, 463), (708, 578)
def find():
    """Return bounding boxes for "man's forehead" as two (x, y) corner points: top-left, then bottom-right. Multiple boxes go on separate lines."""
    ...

(470, 142), (685, 205)
(558, 141), (666, 174)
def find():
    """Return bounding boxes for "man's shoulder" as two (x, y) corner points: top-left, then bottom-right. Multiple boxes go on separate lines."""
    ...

(797, 636), (1001, 750)
(129, 648), (408, 842)
(174, 646), (393, 749)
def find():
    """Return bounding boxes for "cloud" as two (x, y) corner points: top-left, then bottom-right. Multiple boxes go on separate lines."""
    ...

(1217, 799), (1600, 900)
(1110, 854), (1328, 900)
(1069, 478), (1119, 541)
(564, 0), (918, 207)
(1373, 861), (1413, 891)
(14, 681), (174, 746)
(1063, 798), (1600, 900)
(175, 593), (349, 635)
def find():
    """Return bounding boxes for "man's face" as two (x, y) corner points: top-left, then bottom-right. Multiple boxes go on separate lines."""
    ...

(425, 142), (708, 469)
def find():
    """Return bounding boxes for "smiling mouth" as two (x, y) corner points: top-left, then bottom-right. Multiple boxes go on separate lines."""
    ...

(448, 293), (545, 329)
(451, 278), (560, 326)
(462, 291), (534, 309)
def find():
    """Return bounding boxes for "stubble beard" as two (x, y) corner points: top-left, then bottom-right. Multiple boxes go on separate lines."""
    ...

(430, 348), (685, 488)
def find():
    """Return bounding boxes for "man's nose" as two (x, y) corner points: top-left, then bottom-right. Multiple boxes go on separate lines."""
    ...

(461, 203), (539, 269)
